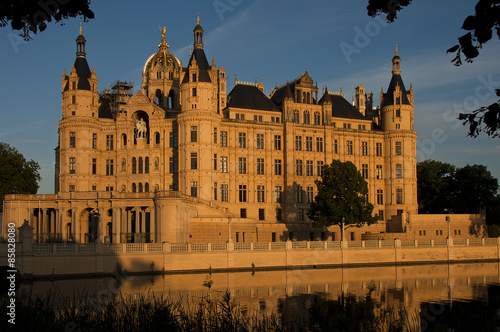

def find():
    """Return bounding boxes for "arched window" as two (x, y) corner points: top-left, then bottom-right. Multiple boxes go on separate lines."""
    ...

(293, 111), (300, 123)
(303, 111), (310, 125)
(145, 157), (149, 174)
(307, 92), (311, 104)
(132, 183), (137, 192)
(155, 132), (160, 145)
(132, 158), (137, 174)
(168, 90), (175, 108)
(122, 133), (127, 146)
(303, 92), (307, 103)
(157, 71), (161, 79)
(155, 89), (162, 106)
(145, 182), (149, 192)
(138, 183), (143, 193)
(138, 157), (143, 174)
(314, 112), (321, 125)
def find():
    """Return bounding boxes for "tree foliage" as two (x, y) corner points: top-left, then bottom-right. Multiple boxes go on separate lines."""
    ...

(0, 0), (94, 40)
(367, 0), (500, 138)
(0, 142), (41, 211)
(307, 160), (378, 231)
(417, 160), (456, 214)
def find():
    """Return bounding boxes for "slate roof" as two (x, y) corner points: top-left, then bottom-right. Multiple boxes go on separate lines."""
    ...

(227, 84), (279, 112)
(381, 74), (410, 107)
(181, 48), (212, 84)
(63, 57), (92, 91)
(98, 98), (113, 119)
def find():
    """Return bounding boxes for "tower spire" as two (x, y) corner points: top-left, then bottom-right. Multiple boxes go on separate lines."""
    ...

(395, 44), (398, 57)
(392, 45), (401, 75)
(76, 23), (86, 58)
(193, 13), (204, 49)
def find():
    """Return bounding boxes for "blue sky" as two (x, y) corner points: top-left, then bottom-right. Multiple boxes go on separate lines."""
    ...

(0, 0), (499, 194)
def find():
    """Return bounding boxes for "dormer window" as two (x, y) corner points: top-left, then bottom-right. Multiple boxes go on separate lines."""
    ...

(72, 81), (76, 90)
(396, 97), (401, 105)
(192, 73), (197, 82)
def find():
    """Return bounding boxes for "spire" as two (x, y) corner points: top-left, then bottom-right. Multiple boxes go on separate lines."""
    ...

(395, 44), (398, 57)
(76, 23), (86, 58)
(158, 25), (169, 51)
(197, 12), (200, 25)
(79, 23), (82, 35)
(392, 44), (401, 75)
(193, 13), (204, 49)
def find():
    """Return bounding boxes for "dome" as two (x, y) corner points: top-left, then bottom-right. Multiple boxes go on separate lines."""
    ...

(143, 49), (181, 74)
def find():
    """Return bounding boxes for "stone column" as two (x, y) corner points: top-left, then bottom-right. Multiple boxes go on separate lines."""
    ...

(72, 207), (79, 243)
(127, 208), (132, 242)
(140, 208), (146, 242)
(120, 207), (126, 243)
(150, 206), (156, 243)
(113, 207), (121, 244)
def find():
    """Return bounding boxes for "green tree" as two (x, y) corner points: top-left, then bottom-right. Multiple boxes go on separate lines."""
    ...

(307, 160), (377, 240)
(0, 0), (94, 40)
(417, 160), (455, 214)
(367, 0), (500, 138)
(0, 142), (41, 211)
(453, 164), (499, 214)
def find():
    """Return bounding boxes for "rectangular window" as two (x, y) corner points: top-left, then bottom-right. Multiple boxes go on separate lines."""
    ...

(191, 182), (198, 197)
(295, 136), (302, 151)
(239, 185), (247, 202)
(274, 159), (282, 175)
(236, 113), (240, 120)
(259, 209), (265, 221)
(305, 137), (313, 151)
(106, 135), (114, 150)
(306, 160), (314, 176)
(220, 131), (228, 147)
(362, 164), (368, 179)
(346, 140), (353, 155)
(377, 189), (384, 205)
(296, 185), (303, 203)
(316, 137), (323, 152)
(238, 157), (247, 174)
(240, 209), (247, 218)
(334, 139), (338, 154)
(106, 159), (114, 176)
(376, 165), (383, 179)
(379, 210), (384, 221)
(221, 184), (228, 202)
(69, 132), (76, 148)
(238, 132), (246, 148)
(92, 133), (97, 149)
(396, 108), (401, 117)
(298, 209), (304, 221)
(191, 153), (197, 170)
(169, 157), (178, 173)
(376, 143), (382, 156)
(295, 159), (303, 176)
(317, 161), (324, 176)
(293, 112), (299, 123)
(396, 188), (403, 204)
(271, 232), (276, 242)
(362, 141), (368, 156)
(191, 126), (197, 142)
(214, 154), (217, 170)
(92, 158), (96, 175)
(257, 158), (265, 175)
(192, 73), (197, 82)
(241, 114), (245, 120)
(220, 156), (228, 173)
(169, 132), (178, 147)
(214, 128), (217, 144)
(274, 186), (282, 203)
(276, 209), (283, 221)
(69, 184), (75, 192)
(307, 186), (314, 203)
(256, 133), (264, 149)
(395, 141), (402, 156)
(396, 164), (402, 179)
(192, 88), (197, 97)
(257, 185), (265, 202)
(69, 157), (76, 174)
(274, 135), (281, 150)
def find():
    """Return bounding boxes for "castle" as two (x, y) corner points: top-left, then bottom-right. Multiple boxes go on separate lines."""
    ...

(2, 17), (484, 244)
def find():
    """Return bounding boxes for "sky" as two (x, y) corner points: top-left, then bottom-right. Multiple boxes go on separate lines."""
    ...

(0, 0), (499, 194)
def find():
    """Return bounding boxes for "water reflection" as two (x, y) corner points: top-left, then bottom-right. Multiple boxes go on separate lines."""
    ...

(18, 262), (500, 330)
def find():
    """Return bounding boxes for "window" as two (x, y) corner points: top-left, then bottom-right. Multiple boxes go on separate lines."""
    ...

(299, 209), (305, 221)
(346, 140), (353, 155)
(396, 188), (403, 204)
(295, 136), (302, 151)
(257, 185), (265, 202)
(92, 185), (97, 191)
(155, 132), (160, 145)
(307, 186), (314, 203)
(295, 159), (303, 176)
(376, 143), (382, 156)
(306, 160), (314, 176)
(396, 123), (401, 129)
(92, 133), (97, 149)
(221, 184), (228, 202)
(257, 158), (265, 175)
(145, 183), (149, 192)
(276, 209), (283, 221)
(334, 139), (338, 154)
(379, 210), (384, 221)
(362, 141), (368, 156)
(293, 111), (299, 123)
(132, 183), (137, 192)
(395, 164), (402, 179)
(220, 131), (228, 147)
(303, 111), (310, 124)
(396, 108), (401, 117)
(239, 185), (247, 202)
(138, 157), (143, 174)
(317, 161), (324, 176)
(69, 184), (75, 192)
(343, 123), (351, 129)
(256, 133), (264, 149)
(192, 88), (197, 97)
(305, 137), (313, 151)
(377, 189), (384, 205)
(69, 132), (76, 148)
(274, 186), (282, 203)
(69, 157), (75, 174)
(169, 157), (178, 173)
(259, 209), (265, 221)
(72, 95), (76, 104)
(72, 81), (76, 90)
(238, 157), (247, 174)
(132, 157), (137, 174)
(92, 158), (97, 174)
(238, 132), (246, 148)
(169, 132), (178, 147)
(274, 159), (282, 175)
(358, 124), (366, 130)
(274, 135), (281, 150)
(350, 232), (355, 241)
(191, 126), (197, 142)
(395, 141), (402, 156)
(362, 164), (368, 179)
(213, 128), (217, 144)
(316, 137), (323, 152)
(191, 182), (198, 197)
(314, 112), (321, 125)
(106, 159), (114, 176)
(192, 73), (197, 82)
(191, 153), (198, 170)
(106, 135), (114, 150)
(122, 133), (127, 146)
(240, 209), (247, 218)
(296, 185), (303, 203)
(376, 165), (383, 179)
(220, 156), (228, 173)
(213, 154), (217, 170)
(145, 157), (149, 174)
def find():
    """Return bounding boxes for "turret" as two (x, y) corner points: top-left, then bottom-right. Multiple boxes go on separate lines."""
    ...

(355, 84), (366, 116)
